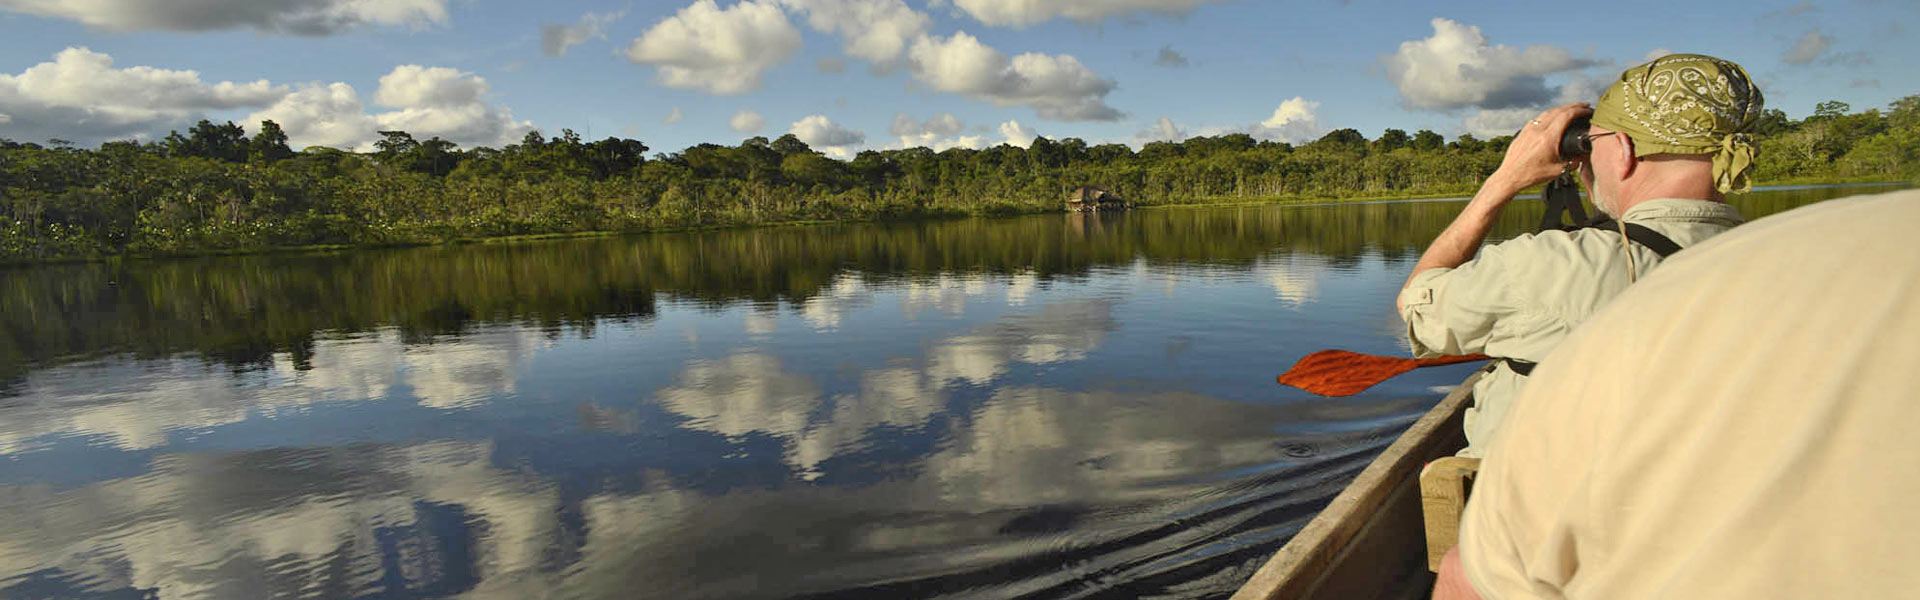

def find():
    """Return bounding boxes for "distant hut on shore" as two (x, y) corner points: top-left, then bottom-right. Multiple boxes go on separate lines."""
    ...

(1066, 185), (1129, 212)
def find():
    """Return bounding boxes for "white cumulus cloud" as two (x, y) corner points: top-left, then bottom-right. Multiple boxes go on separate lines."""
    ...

(998, 119), (1036, 148)
(372, 65), (485, 109)
(663, 106), (684, 124)
(0, 0), (450, 35)
(1138, 116), (1186, 143)
(248, 65), (531, 151)
(789, 114), (866, 157)
(1460, 72), (1605, 138)
(243, 83), (379, 150)
(890, 112), (985, 150)
(730, 109), (766, 133)
(1182, 96), (1325, 146)
(1460, 107), (1537, 138)
(906, 31), (1122, 122)
(778, 0), (929, 70)
(1253, 96), (1324, 143)
(1385, 18), (1596, 112)
(0, 47), (285, 144)
(624, 0), (802, 95)
(542, 11), (623, 57)
(948, 0), (1228, 28)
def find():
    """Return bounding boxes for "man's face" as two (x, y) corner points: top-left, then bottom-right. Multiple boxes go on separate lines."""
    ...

(1580, 127), (1623, 217)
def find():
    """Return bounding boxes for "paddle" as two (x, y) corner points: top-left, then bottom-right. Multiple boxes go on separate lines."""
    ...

(1277, 350), (1491, 397)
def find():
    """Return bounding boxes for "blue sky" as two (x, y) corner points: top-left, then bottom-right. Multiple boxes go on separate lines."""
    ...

(1, 0), (1914, 156)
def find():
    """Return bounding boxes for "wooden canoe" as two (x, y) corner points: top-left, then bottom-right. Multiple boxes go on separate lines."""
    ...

(1231, 371), (1481, 600)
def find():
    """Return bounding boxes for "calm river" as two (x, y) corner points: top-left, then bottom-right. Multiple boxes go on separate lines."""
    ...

(0, 185), (1900, 599)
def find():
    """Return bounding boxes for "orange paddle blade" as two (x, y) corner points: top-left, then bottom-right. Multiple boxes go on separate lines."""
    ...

(1277, 350), (1491, 396)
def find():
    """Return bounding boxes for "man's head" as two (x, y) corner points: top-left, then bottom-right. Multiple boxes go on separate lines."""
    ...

(1578, 54), (1764, 216)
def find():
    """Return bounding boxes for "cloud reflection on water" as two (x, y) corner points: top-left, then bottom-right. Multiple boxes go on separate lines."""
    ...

(0, 328), (550, 454)
(0, 292), (1423, 599)
(660, 299), (1114, 477)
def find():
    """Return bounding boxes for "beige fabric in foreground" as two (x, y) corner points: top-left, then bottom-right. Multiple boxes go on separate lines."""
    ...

(1398, 198), (1744, 457)
(1458, 189), (1920, 599)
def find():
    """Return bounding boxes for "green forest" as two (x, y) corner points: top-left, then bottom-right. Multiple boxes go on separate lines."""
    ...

(3, 187), (1852, 381)
(3, 95), (1916, 262)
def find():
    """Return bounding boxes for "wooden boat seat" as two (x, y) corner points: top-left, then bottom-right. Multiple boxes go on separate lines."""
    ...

(1418, 456), (1481, 572)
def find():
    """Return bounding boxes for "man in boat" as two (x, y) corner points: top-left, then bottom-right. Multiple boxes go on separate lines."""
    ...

(1435, 190), (1920, 599)
(1396, 54), (1761, 457)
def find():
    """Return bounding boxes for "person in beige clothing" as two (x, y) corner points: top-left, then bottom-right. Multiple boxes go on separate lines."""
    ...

(1398, 54), (1762, 457)
(1434, 189), (1920, 600)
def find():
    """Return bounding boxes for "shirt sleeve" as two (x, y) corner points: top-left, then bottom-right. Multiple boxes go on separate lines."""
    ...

(1398, 241), (1528, 357)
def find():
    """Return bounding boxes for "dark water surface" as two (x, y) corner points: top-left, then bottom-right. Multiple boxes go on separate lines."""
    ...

(0, 185), (1898, 600)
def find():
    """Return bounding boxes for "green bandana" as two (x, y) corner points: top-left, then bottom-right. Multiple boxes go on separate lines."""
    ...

(1591, 54), (1765, 194)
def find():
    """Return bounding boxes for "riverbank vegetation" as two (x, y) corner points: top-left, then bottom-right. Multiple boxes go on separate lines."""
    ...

(4, 96), (1915, 262)
(8, 186), (1863, 382)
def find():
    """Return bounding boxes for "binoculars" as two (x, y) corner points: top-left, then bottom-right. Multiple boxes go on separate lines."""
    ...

(1557, 116), (1595, 162)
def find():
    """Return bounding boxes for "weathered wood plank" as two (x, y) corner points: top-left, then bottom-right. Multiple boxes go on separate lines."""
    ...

(1419, 457), (1481, 572)
(1230, 372), (1479, 600)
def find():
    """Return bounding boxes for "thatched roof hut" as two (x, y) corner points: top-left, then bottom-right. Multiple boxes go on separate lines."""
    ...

(1066, 185), (1127, 211)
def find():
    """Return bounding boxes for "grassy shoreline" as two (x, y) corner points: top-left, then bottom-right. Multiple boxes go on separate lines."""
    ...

(5, 177), (1911, 267)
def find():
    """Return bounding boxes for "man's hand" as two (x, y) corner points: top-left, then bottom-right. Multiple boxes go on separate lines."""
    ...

(1491, 103), (1594, 194)
(1399, 104), (1595, 312)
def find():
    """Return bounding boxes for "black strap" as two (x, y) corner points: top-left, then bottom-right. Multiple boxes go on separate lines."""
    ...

(1502, 358), (1537, 376)
(1496, 223), (1680, 377)
(1537, 173), (1588, 232)
(1536, 173), (1684, 259)
(1620, 223), (1683, 258)
(1562, 218), (1684, 259)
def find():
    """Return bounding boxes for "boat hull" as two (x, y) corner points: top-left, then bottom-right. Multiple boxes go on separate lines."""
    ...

(1232, 372), (1480, 600)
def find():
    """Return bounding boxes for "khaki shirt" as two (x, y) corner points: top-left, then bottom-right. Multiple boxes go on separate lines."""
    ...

(1397, 198), (1744, 457)
(1459, 190), (1920, 599)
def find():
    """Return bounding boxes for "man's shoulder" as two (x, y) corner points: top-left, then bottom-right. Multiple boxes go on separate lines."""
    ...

(1488, 228), (1625, 256)
(1479, 228), (1626, 274)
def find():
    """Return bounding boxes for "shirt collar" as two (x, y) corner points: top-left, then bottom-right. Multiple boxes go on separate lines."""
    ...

(1621, 198), (1746, 226)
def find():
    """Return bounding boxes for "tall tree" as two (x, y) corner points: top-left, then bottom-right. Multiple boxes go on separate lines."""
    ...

(1374, 128), (1411, 153)
(1752, 109), (1794, 136)
(166, 120), (249, 162)
(1312, 128), (1369, 154)
(587, 137), (650, 179)
(1814, 100), (1852, 120)
(249, 120), (295, 164)
(1887, 95), (1920, 132)
(771, 134), (812, 156)
(374, 131), (420, 166)
(1412, 129), (1445, 152)
(415, 137), (460, 176)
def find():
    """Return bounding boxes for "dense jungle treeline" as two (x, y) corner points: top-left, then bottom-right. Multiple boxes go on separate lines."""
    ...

(3, 95), (1916, 261)
(0, 185), (1868, 386)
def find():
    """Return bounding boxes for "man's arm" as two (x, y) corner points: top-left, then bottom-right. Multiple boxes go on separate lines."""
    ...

(1399, 103), (1595, 314)
(1432, 547), (1486, 600)
(1401, 175), (1524, 297)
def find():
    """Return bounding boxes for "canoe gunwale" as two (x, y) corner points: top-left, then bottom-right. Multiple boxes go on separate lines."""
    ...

(1231, 371), (1481, 600)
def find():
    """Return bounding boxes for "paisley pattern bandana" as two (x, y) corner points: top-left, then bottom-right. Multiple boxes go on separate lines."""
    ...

(1591, 54), (1765, 194)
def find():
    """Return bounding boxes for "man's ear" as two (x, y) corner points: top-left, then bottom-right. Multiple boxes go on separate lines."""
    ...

(1616, 135), (1637, 179)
